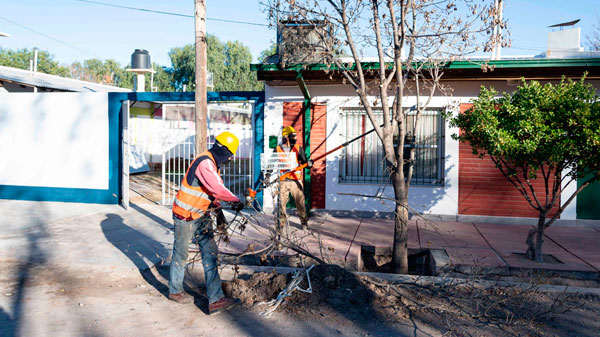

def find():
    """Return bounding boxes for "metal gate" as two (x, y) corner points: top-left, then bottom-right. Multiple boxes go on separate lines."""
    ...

(161, 101), (254, 205)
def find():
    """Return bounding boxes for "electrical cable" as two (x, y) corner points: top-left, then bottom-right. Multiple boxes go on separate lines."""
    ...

(509, 46), (546, 52)
(0, 16), (102, 58)
(75, 0), (269, 27)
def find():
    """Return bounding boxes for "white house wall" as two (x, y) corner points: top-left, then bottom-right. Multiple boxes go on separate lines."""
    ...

(0, 92), (109, 189)
(264, 78), (600, 222)
(263, 83), (476, 215)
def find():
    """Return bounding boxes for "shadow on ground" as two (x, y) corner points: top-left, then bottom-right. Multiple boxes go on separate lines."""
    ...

(0, 202), (105, 337)
(101, 213), (171, 298)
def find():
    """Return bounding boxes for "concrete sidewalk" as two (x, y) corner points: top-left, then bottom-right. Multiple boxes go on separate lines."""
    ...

(0, 199), (174, 272)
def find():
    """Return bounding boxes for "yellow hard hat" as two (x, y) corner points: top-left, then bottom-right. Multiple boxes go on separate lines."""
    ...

(282, 126), (296, 138)
(215, 131), (239, 155)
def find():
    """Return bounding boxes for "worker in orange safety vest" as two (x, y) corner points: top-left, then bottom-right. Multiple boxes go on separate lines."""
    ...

(168, 131), (244, 315)
(272, 126), (313, 232)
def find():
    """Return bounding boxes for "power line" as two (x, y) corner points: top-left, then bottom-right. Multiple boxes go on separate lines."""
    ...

(510, 46), (546, 52)
(0, 16), (102, 58)
(75, 0), (270, 27)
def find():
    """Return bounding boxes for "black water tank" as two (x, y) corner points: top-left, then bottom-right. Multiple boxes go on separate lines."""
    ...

(131, 49), (151, 70)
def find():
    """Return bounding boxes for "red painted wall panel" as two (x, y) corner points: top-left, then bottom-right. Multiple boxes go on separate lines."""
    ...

(458, 103), (559, 218)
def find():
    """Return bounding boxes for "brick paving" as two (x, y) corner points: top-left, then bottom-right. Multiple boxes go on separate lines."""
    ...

(223, 212), (600, 278)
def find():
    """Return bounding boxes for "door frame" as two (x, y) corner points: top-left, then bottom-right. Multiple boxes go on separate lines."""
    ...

(108, 91), (265, 206)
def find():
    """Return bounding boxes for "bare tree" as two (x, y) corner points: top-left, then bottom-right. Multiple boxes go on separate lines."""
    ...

(264, 0), (507, 273)
(587, 15), (600, 51)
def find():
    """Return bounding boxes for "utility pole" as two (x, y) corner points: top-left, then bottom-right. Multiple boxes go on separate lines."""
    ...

(195, 0), (208, 155)
(491, 0), (504, 60)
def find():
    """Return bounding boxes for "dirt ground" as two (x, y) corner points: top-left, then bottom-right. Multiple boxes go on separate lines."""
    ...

(0, 261), (418, 337)
(222, 265), (600, 337)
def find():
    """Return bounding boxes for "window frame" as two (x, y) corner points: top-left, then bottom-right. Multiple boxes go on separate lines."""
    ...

(338, 107), (445, 186)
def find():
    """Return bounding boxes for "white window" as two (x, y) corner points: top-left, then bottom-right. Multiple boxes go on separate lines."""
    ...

(339, 108), (444, 186)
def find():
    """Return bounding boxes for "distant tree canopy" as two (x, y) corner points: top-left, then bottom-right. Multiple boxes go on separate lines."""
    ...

(69, 58), (133, 88)
(167, 34), (263, 91)
(0, 47), (70, 77)
(257, 41), (277, 63)
(0, 35), (267, 92)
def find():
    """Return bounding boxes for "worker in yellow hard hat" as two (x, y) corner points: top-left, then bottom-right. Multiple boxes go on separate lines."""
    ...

(169, 131), (243, 314)
(273, 125), (313, 232)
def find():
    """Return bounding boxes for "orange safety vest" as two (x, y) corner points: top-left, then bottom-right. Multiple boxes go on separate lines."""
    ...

(275, 144), (302, 181)
(172, 151), (218, 220)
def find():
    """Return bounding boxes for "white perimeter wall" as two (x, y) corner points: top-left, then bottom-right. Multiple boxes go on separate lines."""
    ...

(0, 93), (109, 189)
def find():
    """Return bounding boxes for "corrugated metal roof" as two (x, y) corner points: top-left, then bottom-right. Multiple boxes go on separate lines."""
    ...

(0, 65), (131, 92)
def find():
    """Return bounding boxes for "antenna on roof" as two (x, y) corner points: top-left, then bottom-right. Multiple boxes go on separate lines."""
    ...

(548, 19), (580, 30)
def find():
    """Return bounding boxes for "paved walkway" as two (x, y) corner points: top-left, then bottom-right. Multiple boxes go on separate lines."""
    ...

(220, 212), (600, 279)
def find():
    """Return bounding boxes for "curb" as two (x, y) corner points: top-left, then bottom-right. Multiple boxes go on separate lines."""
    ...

(185, 263), (600, 296)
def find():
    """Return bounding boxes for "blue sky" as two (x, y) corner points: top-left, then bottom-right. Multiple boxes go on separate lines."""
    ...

(0, 0), (599, 67)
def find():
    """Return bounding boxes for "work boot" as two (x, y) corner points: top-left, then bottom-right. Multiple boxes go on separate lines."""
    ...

(301, 218), (309, 231)
(168, 292), (193, 304)
(209, 297), (241, 315)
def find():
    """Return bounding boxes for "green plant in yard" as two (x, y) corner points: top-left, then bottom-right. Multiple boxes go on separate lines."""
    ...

(451, 76), (600, 262)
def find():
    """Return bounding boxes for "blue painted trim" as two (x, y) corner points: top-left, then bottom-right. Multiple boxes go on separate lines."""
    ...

(0, 185), (116, 203)
(252, 97), (265, 206)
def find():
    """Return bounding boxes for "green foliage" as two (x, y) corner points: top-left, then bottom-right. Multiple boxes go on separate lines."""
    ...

(0, 36), (261, 92)
(167, 44), (195, 91)
(220, 40), (262, 91)
(451, 76), (600, 182)
(69, 58), (134, 88)
(150, 63), (173, 92)
(0, 47), (70, 77)
(166, 35), (262, 92)
(258, 41), (277, 63)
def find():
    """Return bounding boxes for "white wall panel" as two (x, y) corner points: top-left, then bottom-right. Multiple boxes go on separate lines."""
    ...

(0, 93), (109, 189)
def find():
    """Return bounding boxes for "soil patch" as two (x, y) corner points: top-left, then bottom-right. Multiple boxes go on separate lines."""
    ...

(222, 271), (289, 306)
(222, 263), (600, 336)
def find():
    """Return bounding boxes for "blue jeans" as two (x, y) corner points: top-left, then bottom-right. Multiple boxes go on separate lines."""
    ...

(169, 214), (224, 304)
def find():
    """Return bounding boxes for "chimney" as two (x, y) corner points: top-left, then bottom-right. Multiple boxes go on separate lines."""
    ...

(546, 27), (583, 58)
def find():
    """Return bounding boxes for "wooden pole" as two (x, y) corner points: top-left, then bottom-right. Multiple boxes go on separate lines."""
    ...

(195, 0), (208, 155)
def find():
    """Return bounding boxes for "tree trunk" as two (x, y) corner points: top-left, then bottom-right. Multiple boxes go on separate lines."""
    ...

(391, 173), (409, 274)
(526, 212), (547, 262)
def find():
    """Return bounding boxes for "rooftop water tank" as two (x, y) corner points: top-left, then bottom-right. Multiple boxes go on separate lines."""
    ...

(131, 49), (151, 70)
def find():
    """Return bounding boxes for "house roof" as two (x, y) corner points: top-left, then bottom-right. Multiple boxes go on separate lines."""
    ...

(0, 65), (131, 92)
(251, 58), (600, 83)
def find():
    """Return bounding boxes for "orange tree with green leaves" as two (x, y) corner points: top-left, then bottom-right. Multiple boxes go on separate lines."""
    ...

(451, 77), (600, 262)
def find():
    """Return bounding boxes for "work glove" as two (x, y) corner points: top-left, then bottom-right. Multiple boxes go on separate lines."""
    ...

(231, 201), (245, 212)
(306, 159), (314, 169)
